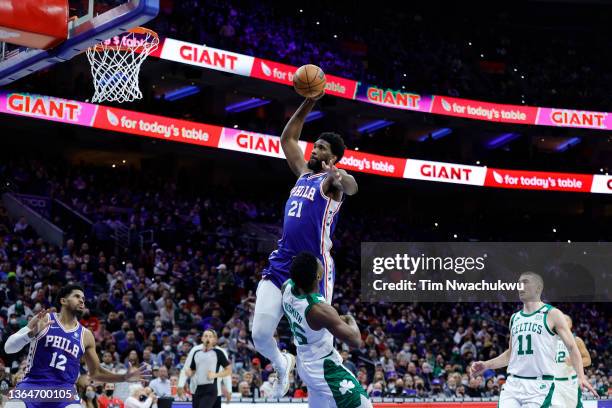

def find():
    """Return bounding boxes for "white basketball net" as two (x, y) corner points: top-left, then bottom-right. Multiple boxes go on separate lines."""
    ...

(87, 28), (159, 103)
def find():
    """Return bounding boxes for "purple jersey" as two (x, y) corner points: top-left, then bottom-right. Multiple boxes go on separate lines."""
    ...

(21, 313), (85, 385)
(262, 172), (343, 300)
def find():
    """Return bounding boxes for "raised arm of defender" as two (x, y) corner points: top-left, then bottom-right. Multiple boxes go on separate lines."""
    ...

(306, 302), (361, 348)
(83, 328), (151, 383)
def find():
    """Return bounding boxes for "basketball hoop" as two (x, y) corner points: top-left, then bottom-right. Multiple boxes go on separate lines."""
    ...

(86, 27), (159, 103)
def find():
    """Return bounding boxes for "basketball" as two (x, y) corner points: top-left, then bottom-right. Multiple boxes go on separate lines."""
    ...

(293, 64), (326, 98)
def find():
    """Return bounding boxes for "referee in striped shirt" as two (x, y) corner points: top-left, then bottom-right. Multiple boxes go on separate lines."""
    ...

(178, 329), (232, 408)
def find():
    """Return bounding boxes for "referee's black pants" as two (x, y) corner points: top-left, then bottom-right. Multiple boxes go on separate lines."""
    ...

(193, 385), (218, 408)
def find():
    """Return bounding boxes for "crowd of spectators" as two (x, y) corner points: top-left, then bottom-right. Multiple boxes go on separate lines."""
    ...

(0, 158), (610, 404)
(60, 0), (612, 112)
(142, 0), (612, 111)
(73, 0), (612, 111)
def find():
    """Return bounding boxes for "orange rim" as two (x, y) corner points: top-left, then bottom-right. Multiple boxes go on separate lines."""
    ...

(90, 27), (159, 52)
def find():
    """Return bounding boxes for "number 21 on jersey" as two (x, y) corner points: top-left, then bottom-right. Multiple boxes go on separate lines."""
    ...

(288, 201), (303, 218)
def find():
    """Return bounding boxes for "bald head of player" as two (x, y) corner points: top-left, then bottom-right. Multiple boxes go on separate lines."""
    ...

(518, 271), (544, 302)
(290, 251), (323, 294)
(55, 284), (86, 319)
(307, 132), (346, 172)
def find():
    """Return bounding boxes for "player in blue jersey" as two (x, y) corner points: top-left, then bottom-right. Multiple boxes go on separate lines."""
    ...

(252, 92), (359, 398)
(4, 284), (151, 408)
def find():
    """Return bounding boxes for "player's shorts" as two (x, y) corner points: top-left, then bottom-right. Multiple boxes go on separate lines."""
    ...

(552, 375), (582, 408)
(263, 252), (335, 303)
(499, 375), (556, 408)
(6, 381), (81, 408)
(297, 350), (371, 408)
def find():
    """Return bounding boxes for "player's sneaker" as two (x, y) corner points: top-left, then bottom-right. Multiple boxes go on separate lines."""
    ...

(272, 352), (295, 398)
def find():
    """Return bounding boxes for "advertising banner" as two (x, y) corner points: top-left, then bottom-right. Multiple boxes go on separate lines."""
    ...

(355, 85), (433, 113)
(159, 38), (255, 76)
(404, 159), (487, 186)
(337, 150), (406, 178)
(251, 58), (358, 99)
(430, 96), (538, 125)
(537, 108), (609, 130)
(93, 105), (222, 148)
(1, 90), (611, 196)
(0, 92), (98, 126)
(219, 128), (307, 159)
(148, 37), (612, 131)
(484, 168), (593, 193)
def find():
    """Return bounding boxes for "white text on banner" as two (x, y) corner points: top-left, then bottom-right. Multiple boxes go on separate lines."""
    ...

(403, 159), (487, 186)
(159, 38), (255, 76)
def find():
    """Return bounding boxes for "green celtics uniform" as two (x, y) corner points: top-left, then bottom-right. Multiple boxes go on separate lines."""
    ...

(499, 304), (557, 408)
(551, 338), (582, 408)
(281, 279), (371, 408)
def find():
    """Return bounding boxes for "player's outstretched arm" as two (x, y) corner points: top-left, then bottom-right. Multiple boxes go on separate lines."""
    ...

(82, 328), (151, 383)
(549, 309), (598, 396)
(281, 97), (320, 177)
(4, 308), (52, 353)
(471, 317), (513, 377)
(470, 348), (511, 377)
(306, 303), (361, 348)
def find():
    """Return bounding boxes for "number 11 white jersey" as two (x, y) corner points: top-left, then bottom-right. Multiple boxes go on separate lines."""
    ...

(508, 304), (557, 377)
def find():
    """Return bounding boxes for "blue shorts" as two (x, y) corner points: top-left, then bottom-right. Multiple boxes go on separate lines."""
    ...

(262, 252), (335, 302)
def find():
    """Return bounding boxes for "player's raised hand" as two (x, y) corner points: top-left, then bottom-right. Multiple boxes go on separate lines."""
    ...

(309, 90), (325, 101)
(580, 376), (598, 398)
(322, 160), (342, 185)
(27, 308), (52, 337)
(125, 362), (152, 382)
(469, 361), (487, 378)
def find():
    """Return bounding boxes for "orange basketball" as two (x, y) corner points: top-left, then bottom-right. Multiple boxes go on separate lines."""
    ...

(293, 64), (326, 98)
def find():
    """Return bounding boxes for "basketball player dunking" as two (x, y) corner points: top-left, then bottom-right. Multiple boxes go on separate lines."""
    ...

(470, 272), (597, 408)
(252, 93), (358, 398)
(4, 284), (151, 408)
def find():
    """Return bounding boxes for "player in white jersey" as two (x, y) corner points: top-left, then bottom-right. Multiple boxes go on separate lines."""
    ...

(552, 315), (591, 408)
(470, 272), (597, 408)
(281, 252), (372, 408)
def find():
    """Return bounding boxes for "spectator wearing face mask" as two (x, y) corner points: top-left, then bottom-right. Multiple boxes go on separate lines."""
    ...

(98, 383), (125, 408)
(82, 384), (99, 408)
(430, 378), (446, 399)
(369, 381), (384, 398)
(156, 342), (177, 366)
